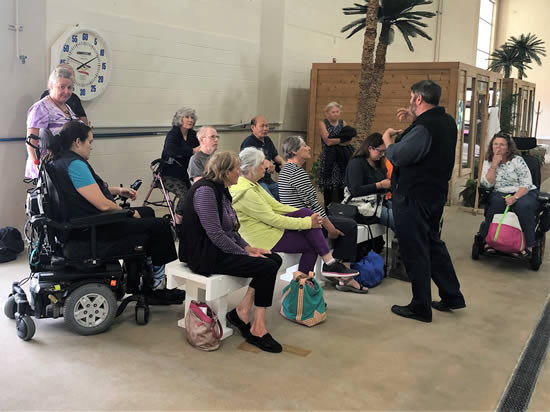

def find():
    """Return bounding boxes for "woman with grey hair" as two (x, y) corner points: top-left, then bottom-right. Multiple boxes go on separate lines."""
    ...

(230, 147), (358, 278)
(279, 137), (366, 293)
(160, 107), (200, 224)
(26, 65), (81, 178)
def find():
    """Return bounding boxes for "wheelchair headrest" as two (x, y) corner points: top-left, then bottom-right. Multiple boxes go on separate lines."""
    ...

(513, 137), (537, 151)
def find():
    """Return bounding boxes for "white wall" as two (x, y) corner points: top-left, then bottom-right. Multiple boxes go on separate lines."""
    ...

(0, 0), (47, 230)
(495, 0), (550, 137)
(0, 0), (487, 230)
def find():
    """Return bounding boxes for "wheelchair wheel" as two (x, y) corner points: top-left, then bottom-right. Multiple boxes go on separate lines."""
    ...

(4, 295), (16, 319)
(135, 304), (149, 325)
(530, 233), (545, 271)
(16, 315), (35, 341)
(64, 283), (117, 336)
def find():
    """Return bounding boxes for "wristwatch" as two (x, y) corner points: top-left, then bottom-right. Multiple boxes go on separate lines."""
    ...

(513, 195), (519, 200)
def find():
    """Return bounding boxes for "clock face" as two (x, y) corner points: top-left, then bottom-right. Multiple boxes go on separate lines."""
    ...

(57, 29), (110, 101)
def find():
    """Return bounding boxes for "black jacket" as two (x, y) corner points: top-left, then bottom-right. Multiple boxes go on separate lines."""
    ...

(180, 178), (226, 275)
(345, 157), (387, 197)
(392, 106), (457, 203)
(161, 126), (199, 181)
(48, 151), (114, 221)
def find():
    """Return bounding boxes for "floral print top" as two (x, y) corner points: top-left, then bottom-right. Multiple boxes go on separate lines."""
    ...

(480, 155), (537, 193)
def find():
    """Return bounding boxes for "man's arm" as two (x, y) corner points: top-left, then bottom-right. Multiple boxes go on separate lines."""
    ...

(385, 125), (432, 167)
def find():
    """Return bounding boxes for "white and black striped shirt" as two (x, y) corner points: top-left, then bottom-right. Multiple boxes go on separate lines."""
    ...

(278, 162), (327, 218)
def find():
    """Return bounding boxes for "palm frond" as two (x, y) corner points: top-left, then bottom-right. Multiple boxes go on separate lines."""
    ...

(341, 17), (366, 33)
(507, 33), (546, 66)
(394, 22), (415, 51)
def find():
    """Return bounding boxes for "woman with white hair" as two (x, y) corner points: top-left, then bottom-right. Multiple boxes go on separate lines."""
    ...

(26, 65), (81, 178)
(161, 107), (200, 224)
(230, 147), (358, 278)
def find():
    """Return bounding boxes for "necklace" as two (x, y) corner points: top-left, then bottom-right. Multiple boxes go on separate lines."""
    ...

(49, 96), (70, 116)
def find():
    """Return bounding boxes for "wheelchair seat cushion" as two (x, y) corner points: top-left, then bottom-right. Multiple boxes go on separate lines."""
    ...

(64, 233), (149, 261)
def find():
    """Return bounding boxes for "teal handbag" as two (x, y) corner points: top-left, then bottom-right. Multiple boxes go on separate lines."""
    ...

(280, 271), (326, 327)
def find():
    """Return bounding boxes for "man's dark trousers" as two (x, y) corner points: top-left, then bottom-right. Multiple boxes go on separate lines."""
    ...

(393, 193), (465, 316)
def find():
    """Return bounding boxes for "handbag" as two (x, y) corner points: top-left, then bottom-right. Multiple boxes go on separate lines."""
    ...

(327, 202), (358, 220)
(184, 300), (223, 351)
(343, 187), (382, 219)
(351, 251), (385, 288)
(280, 271), (326, 327)
(485, 202), (525, 254)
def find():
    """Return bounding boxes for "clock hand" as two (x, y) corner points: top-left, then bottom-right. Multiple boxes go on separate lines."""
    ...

(68, 56), (90, 68)
(76, 56), (98, 71)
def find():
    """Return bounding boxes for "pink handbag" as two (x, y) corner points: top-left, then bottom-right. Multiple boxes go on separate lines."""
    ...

(486, 205), (525, 254)
(184, 301), (223, 351)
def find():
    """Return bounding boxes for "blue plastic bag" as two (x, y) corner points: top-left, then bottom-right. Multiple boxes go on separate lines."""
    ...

(351, 251), (384, 288)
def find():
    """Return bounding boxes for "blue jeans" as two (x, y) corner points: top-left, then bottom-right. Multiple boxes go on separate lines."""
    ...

(259, 182), (280, 201)
(380, 200), (395, 231)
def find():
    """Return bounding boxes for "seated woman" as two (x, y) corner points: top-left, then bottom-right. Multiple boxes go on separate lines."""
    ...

(161, 107), (200, 224)
(345, 132), (395, 230)
(180, 151), (283, 353)
(26, 65), (81, 179)
(230, 147), (358, 280)
(47, 121), (179, 292)
(480, 133), (538, 254)
(278, 136), (367, 293)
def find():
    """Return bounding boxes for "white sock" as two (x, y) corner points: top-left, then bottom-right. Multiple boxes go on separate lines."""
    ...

(326, 258), (336, 266)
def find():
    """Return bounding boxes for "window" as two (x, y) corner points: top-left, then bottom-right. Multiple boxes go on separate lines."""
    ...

(476, 0), (495, 69)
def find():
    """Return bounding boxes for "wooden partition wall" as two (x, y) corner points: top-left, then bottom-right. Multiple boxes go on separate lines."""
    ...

(307, 62), (504, 205)
(501, 78), (536, 137)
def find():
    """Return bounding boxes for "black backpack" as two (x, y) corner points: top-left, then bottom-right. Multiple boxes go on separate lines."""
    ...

(0, 227), (24, 263)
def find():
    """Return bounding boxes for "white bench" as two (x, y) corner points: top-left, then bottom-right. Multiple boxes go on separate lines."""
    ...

(166, 261), (251, 340)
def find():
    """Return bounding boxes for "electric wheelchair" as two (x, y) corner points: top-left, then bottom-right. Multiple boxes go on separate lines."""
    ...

(471, 137), (550, 270)
(4, 138), (184, 341)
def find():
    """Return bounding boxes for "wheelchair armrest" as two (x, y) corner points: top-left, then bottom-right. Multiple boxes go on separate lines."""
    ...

(68, 210), (134, 228)
(538, 191), (550, 203)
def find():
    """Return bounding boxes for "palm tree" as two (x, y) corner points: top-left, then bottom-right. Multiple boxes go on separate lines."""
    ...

(488, 44), (527, 78)
(342, 0), (435, 140)
(507, 33), (546, 79)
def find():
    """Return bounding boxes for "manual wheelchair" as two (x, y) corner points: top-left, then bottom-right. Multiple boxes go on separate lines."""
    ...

(471, 137), (550, 270)
(4, 137), (183, 341)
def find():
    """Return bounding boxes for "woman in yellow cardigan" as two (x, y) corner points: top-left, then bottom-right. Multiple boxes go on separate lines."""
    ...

(230, 147), (358, 278)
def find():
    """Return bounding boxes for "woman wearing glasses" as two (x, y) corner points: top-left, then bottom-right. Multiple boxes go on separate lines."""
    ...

(344, 132), (395, 230)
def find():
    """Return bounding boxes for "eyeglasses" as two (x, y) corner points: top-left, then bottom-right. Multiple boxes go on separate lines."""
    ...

(374, 148), (386, 155)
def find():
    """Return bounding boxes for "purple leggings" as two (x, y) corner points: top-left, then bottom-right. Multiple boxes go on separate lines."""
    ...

(272, 208), (330, 273)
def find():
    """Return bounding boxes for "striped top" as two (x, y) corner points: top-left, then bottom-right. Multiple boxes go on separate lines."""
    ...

(193, 185), (249, 255)
(278, 162), (326, 218)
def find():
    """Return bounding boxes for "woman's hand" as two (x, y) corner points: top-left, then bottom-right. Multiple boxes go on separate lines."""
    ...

(119, 187), (137, 200)
(505, 196), (517, 206)
(492, 154), (504, 167)
(245, 245), (270, 258)
(377, 179), (391, 190)
(133, 210), (141, 218)
(311, 212), (323, 228)
(327, 227), (345, 239)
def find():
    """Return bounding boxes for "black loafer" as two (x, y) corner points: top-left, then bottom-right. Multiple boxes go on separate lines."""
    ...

(226, 309), (251, 338)
(431, 300), (466, 312)
(391, 304), (432, 323)
(246, 333), (282, 353)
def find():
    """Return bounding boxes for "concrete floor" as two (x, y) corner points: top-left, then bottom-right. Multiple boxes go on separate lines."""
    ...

(1, 206), (549, 410)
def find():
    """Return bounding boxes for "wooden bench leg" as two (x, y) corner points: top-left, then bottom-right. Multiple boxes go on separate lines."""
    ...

(208, 296), (233, 340)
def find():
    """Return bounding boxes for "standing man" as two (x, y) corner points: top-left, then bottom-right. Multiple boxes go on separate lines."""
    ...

(187, 126), (220, 183)
(383, 80), (466, 323)
(240, 115), (286, 200)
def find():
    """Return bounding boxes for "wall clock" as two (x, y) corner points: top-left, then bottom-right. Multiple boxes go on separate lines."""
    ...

(50, 25), (111, 101)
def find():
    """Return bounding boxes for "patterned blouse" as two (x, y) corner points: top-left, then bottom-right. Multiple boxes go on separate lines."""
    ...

(480, 155), (537, 193)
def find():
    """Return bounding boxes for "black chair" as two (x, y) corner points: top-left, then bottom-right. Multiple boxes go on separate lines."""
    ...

(4, 162), (182, 341)
(472, 139), (550, 270)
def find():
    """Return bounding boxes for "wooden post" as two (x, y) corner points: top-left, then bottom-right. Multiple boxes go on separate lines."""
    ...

(534, 101), (541, 137)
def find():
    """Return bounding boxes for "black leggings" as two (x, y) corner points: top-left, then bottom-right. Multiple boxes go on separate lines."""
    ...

(212, 252), (282, 307)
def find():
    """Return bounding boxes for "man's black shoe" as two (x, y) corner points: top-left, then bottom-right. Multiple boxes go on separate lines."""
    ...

(391, 304), (432, 323)
(246, 332), (283, 353)
(226, 309), (251, 338)
(431, 300), (466, 312)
